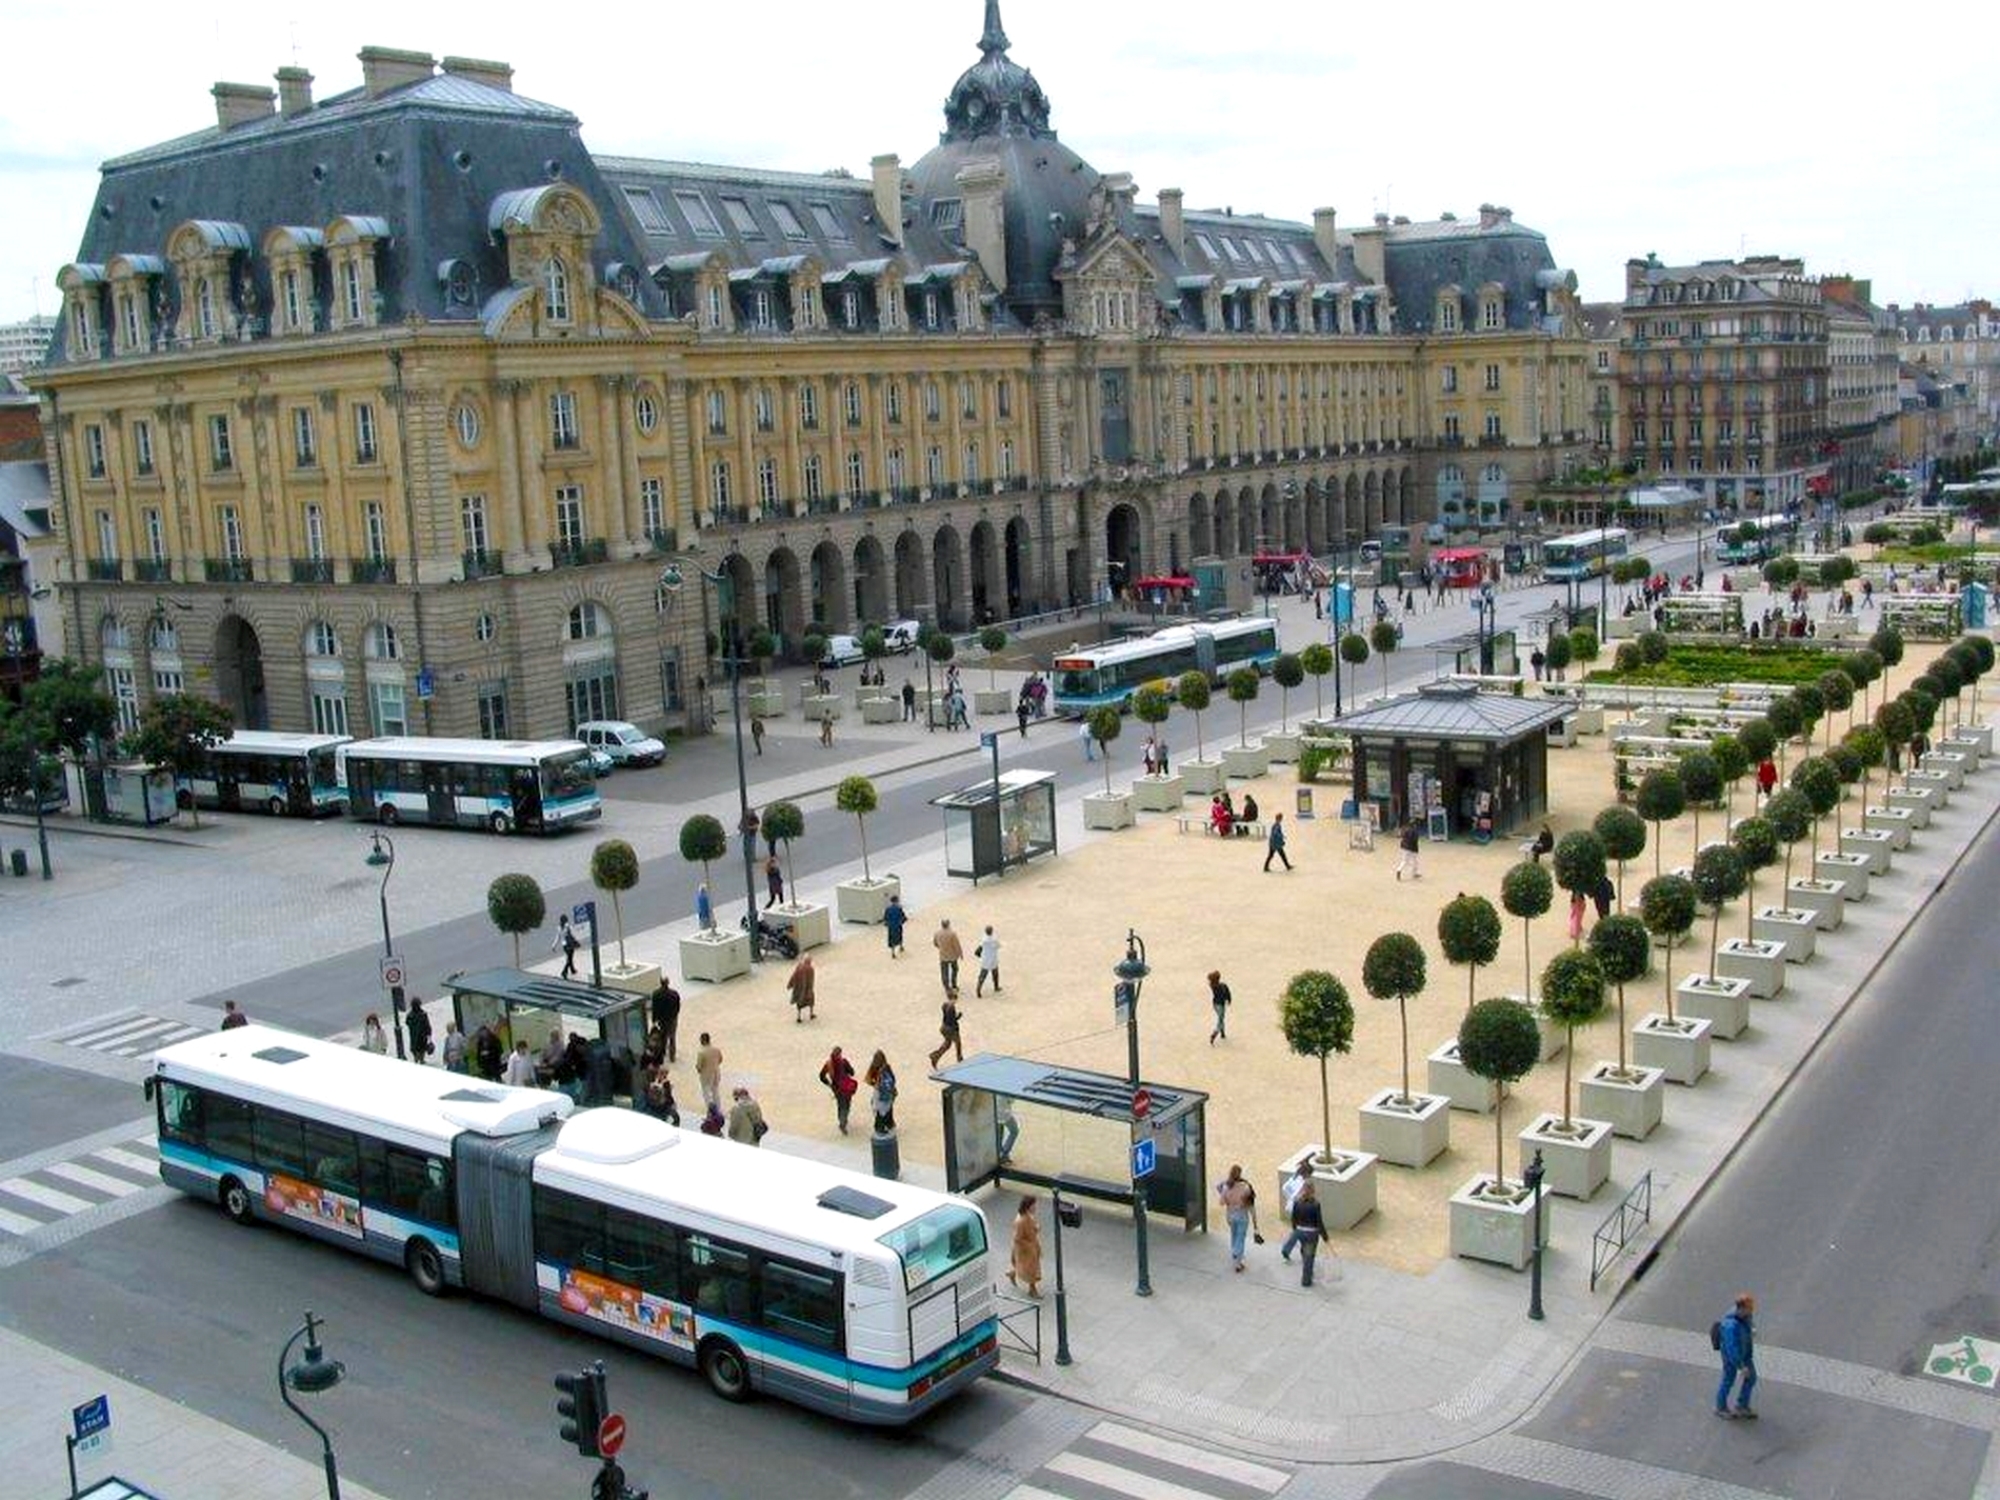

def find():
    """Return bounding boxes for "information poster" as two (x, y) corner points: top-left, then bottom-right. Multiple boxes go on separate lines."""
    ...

(264, 1173), (364, 1240)
(558, 1267), (695, 1348)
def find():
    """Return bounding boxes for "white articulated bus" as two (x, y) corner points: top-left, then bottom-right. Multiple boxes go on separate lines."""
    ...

(1050, 615), (1281, 714)
(337, 737), (601, 834)
(148, 1028), (998, 1423)
(177, 730), (351, 818)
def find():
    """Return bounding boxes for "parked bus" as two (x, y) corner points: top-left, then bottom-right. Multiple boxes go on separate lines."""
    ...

(176, 731), (351, 818)
(1430, 547), (1490, 589)
(1051, 616), (1281, 714)
(339, 737), (601, 834)
(1716, 514), (1798, 565)
(147, 1027), (998, 1423)
(1541, 527), (1631, 582)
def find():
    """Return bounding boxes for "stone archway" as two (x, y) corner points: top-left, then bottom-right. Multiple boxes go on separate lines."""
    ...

(1400, 466), (1417, 525)
(809, 540), (849, 634)
(1188, 493), (1212, 559)
(1105, 502), (1143, 595)
(1364, 471), (1383, 535)
(852, 535), (889, 626)
(932, 524), (968, 630)
(1304, 482), (1325, 553)
(721, 552), (759, 641)
(763, 547), (804, 646)
(968, 520), (1002, 624)
(1259, 484), (1281, 551)
(1236, 487), (1257, 556)
(894, 530), (929, 620)
(1211, 492), (1234, 557)
(1344, 473), (1363, 541)
(1003, 517), (1030, 617)
(213, 614), (268, 729)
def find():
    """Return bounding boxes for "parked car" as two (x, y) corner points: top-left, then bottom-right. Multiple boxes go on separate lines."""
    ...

(885, 620), (923, 653)
(583, 745), (616, 778)
(819, 634), (867, 668)
(575, 720), (667, 768)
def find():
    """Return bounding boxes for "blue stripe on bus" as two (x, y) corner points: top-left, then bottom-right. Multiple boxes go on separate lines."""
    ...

(157, 1140), (460, 1252)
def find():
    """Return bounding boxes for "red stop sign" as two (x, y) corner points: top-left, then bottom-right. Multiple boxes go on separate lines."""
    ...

(597, 1413), (626, 1458)
(1132, 1087), (1152, 1120)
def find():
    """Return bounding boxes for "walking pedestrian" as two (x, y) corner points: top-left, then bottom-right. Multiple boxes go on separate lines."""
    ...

(928, 996), (964, 1068)
(1008, 1197), (1043, 1297)
(1592, 870), (1615, 921)
(473, 1023), (503, 1080)
(441, 1022), (468, 1074)
(1264, 811), (1292, 871)
(695, 1032), (723, 1108)
(1396, 817), (1423, 881)
(1216, 1164), (1256, 1272)
(503, 1039), (537, 1088)
(643, 1071), (680, 1125)
(1755, 757), (1778, 800)
(698, 1101), (726, 1136)
(902, 679), (917, 721)
(1080, 720), (1096, 761)
(1016, 699), (1031, 737)
(786, 954), (818, 1023)
(1207, 970), (1232, 1043)
(650, 976), (680, 1063)
(884, 894), (908, 957)
(1567, 889), (1586, 944)
(975, 925), (1002, 996)
(765, 852), (785, 909)
(818, 1046), (858, 1134)
(1282, 1182), (1328, 1286)
(1157, 735), (1171, 775)
(820, 709), (835, 747)
(219, 1000), (248, 1031)
(695, 882), (714, 932)
(361, 1013), (389, 1055)
(952, 690), (971, 731)
(1142, 737), (1157, 776)
(404, 996), (433, 1064)
(1714, 1294), (1759, 1419)
(751, 716), (765, 756)
(555, 914), (580, 979)
(866, 1050), (898, 1132)
(934, 919), (963, 997)
(726, 1086), (768, 1146)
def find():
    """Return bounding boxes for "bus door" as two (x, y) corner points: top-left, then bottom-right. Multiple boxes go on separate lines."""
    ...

(1192, 629), (1218, 680)
(424, 762), (458, 825)
(510, 768), (544, 831)
(216, 763), (243, 813)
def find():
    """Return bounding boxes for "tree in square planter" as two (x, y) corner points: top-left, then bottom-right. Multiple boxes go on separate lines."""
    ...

(1593, 806), (1647, 909)
(590, 838), (641, 967)
(1457, 998), (1542, 1191)
(1340, 631), (1370, 708)
(802, 633), (829, 674)
(1299, 643), (1334, 719)
(1133, 682), (1172, 769)
(487, 872), (546, 968)
(1639, 873), (1698, 1017)
(1587, 913), (1651, 1077)
(1087, 705), (1122, 795)
(837, 774), (882, 881)
(1226, 666), (1261, 747)
(1678, 750), (1723, 849)
(1763, 788), (1813, 888)
(1544, 631), (1573, 684)
(1788, 757), (1841, 860)
(1369, 619), (1399, 698)
(762, 801), (806, 906)
(1272, 652), (1304, 731)
(1501, 860), (1555, 996)
(1817, 669), (1855, 752)
(1361, 932), (1447, 1166)
(1842, 725), (1886, 816)
(1634, 766), (1685, 879)
(978, 626), (1008, 690)
(1729, 814), (1778, 938)
(1364, 932), (1428, 1104)
(1539, 948), (1608, 1130)
(1764, 698), (1803, 776)
(1176, 671), (1214, 763)
(1789, 684), (1826, 763)
(1552, 831), (1607, 948)
(1691, 843), (1746, 977)
(679, 814), (728, 926)
(1280, 969), (1356, 1169)
(1710, 733), (1749, 826)
(1736, 718), (1778, 798)
(860, 625), (889, 685)
(1438, 893), (1502, 1012)
(1842, 647), (1882, 722)
(1873, 697), (1914, 779)
(1826, 742), (1865, 837)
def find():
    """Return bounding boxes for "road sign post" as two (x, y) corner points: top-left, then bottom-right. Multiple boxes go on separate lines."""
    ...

(574, 900), (602, 988)
(596, 1412), (626, 1457)
(1130, 1138), (1156, 1179)
(378, 954), (406, 991)
(67, 1394), (111, 1496)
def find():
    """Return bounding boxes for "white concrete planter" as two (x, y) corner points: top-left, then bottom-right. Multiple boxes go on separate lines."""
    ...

(1263, 730), (1303, 763)
(1939, 734), (1984, 769)
(1905, 769), (1953, 805)
(748, 683), (788, 718)
(1357, 1089), (1451, 1168)
(1920, 751), (1968, 790)
(1520, 1114), (1614, 1200)
(1885, 786), (1937, 826)
(1713, 941), (1784, 1000)
(835, 876), (900, 925)
(1130, 774), (1187, 813)
(852, 686), (884, 710)
(973, 688), (1013, 716)
(1814, 852), (1871, 902)
(1222, 743), (1272, 779)
(1678, 973), (1754, 1037)
(1497, 994), (1565, 1060)
(1786, 878), (1847, 932)
(861, 697), (902, 725)
(1839, 827), (1895, 874)
(802, 693), (843, 721)
(1751, 907), (1818, 961)
(1448, 1175), (1551, 1270)
(1579, 1062), (1667, 1139)
(1427, 1041), (1498, 1113)
(769, 902), (831, 952)
(1179, 759), (1226, 794)
(1607, 614), (1641, 640)
(600, 961), (663, 996)
(1082, 791), (1136, 830)
(1573, 704), (1606, 735)
(1865, 805), (1916, 846)
(679, 929), (751, 983)
(1952, 723), (1993, 756)
(1276, 1144), (1379, 1232)
(1634, 1014), (1713, 1084)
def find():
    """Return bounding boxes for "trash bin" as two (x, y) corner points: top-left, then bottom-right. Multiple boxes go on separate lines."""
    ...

(8, 849), (25, 878)
(870, 1127), (901, 1181)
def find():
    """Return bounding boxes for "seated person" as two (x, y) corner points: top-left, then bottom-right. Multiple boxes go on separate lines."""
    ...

(1524, 824), (1554, 862)
(1239, 792), (1259, 826)
(1208, 795), (1233, 836)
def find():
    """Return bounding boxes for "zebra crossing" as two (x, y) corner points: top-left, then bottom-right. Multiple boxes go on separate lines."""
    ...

(53, 1014), (210, 1060)
(0, 1134), (161, 1240)
(1004, 1420), (1292, 1500)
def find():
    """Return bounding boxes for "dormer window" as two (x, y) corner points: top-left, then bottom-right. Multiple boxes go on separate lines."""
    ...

(197, 279), (219, 340)
(706, 284), (725, 330)
(1436, 294), (1459, 334)
(1481, 297), (1503, 330)
(750, 288), (773, 330)
(342, 262), (364, 325)
(281, 271), (303, 333)
(841, 288), (859, 330)
(544, 258), (571, 323)
(924, 292), (940, 330)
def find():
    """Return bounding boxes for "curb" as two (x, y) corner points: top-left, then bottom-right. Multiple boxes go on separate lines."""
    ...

(0, 815), (215, 850)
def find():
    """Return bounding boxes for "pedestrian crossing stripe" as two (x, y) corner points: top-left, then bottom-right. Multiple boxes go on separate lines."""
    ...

(1002, 1420), (1290, 1500)
(53, 1015), (209, 1059)
(0, 1136), (159, 1241)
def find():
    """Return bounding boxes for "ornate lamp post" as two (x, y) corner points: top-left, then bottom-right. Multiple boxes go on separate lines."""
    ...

(278, 1310), (346, 1500)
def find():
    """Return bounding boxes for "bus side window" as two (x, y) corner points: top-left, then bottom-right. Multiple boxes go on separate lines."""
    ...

(205, 1095), (257, 1165)
(158, 1080), (205, 1147)
(682, 1233), (753, 1320)
(603, 1206), (679, 1301)
(301, 1121), (360, 1198)
(759, 1260), (841, 1350)
(533, 1187), (604, 1272)
(254, 1109), (310, 1180)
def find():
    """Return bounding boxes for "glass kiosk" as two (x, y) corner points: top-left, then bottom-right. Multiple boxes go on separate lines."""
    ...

(931, 769), (1058, 883)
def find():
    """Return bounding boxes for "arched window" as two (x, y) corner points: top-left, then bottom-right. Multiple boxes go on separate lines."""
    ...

(544, 258), (571, 323)
(305, 621), (339, 658)
(101, 617), (132, 653)
(196, 278), (218, 340)
(364, 621), (401, 661)
(150, 619), (180, 655)
(567, 602), (611, 642)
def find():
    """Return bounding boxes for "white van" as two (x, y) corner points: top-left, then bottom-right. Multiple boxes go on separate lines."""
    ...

(574, 721), (666, 768)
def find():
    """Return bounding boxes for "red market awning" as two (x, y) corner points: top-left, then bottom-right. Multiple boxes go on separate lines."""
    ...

(1135, 575), (1196, 591)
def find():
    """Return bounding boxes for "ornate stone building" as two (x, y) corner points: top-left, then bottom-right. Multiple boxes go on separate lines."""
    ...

(35, 5), (1589, 740)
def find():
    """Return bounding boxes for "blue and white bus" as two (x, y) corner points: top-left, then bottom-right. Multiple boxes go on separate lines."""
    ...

(1051, 616), (1281, 714)
(1716, 514), (1797, 565)
(338, 737), (601, 835)
(1541, 527), (1631, 582)
(177, 730), (351, 818)
(148, 1027), (998, 1423)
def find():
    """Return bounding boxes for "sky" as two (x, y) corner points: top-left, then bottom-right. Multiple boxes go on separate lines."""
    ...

(4, 0), (1997, 322)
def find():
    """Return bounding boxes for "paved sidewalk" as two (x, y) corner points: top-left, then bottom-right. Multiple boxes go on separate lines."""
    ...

(0, 1322), (392, 1500)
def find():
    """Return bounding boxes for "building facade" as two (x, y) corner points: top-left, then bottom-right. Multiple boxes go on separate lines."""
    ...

(34, 6), (1590, 741)
(1818, 275), (1901, 495)
(1893, 300), (1999, 436)
(0, 316), (56, 376)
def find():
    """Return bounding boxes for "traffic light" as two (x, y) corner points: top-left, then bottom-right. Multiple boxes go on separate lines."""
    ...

(553, 1363), (606, 1457)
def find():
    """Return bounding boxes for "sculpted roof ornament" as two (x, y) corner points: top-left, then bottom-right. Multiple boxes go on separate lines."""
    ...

(942, 0), (1052, 142)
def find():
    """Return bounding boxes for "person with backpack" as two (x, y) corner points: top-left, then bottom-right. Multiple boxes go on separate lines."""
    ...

(818, 1046), (858, 1134)
(1713, 1293), (1759, 1419)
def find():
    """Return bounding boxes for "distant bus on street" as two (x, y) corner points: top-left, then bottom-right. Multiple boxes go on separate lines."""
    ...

(1542, 527), (1632, 582)
(147, 1027), (998, 1423)
(1051, 616), (1281, 714)
(176, 730), (351, 818)
(1716, 514), (1798, 565)
(338, 737), (600, 835)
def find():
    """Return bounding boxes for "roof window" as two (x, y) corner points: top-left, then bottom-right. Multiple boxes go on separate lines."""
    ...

(675, 191), (723, 239)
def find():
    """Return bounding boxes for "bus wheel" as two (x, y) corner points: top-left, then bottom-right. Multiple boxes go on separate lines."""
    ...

(268, 796), (287, 817)
(488, 811), (512, 836)
(405, 1238), (446, 1297)
(220, 1177), (255, 1225)
(378, 803), (399, 826)
(698, 1337), (751, 1402)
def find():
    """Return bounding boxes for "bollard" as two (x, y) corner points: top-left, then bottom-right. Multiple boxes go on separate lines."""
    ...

(870, 1126), (901, 1181)
(8, 849), (25, 878)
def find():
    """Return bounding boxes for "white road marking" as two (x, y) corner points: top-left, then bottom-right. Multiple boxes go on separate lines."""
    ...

(44, 1162), (143, 1197)
(1044, 1452), (1231, 1500)
(94, 1147), (158, 1175)
(0, 1205), (44, 1237)
(0, 1177), (93, 1214)
(60, 1017), (166, 1049)
(1084, 1422), (1291, 1491)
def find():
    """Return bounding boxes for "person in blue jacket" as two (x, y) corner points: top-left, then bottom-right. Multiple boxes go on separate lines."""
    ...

(883, 894), (908, 958)
(1716, 1293), (1758, 1419)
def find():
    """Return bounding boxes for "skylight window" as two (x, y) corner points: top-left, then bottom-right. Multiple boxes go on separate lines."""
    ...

(808, 202), (852, 244)
(622, 187), (670, 234)
(675, 191), (723, 239)
(719, 196), (763, 238)
(770, 201), (809, 241)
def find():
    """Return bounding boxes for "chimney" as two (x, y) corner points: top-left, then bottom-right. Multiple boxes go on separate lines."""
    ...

(1101, 171), (1137, 222)
(1157, 188), (1185, 259)
(441, 56), (513, 92)
(212, 82), (276, 131)
(1311, 207), (1338, 267)
(1351, 222), (1386, 286)
(275, 67), (314, 117)
(1477, 203), (1500, 230)
(955, 159), (1009, 293)
(871, 154), (904, 247)
(358, 46), (436, 98)
(1625, 257), (1651, 296)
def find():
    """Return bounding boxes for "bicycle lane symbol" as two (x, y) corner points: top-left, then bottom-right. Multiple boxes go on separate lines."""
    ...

(1922, 1334), (2000, 1391)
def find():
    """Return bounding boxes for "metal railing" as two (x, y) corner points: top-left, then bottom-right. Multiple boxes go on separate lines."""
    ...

(993, 1288), (1042, 1364)
(351, 557), (397, 584)
(1589, 1169), (1653, 1291)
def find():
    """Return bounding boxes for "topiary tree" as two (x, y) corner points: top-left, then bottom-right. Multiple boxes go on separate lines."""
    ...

(1501, 860), (1555, 997)
(1638, 630), (1670, 666)
(1790, 683), (1825, 749)
(1438, 893), (1503, 1012)
(834, 775), (881, 881)
(1842, 724), (1886, 814)
(1730, 815), (1779, 938)
(1710, 733), (1749, 823)
(1588, 914), (1651, 1075)
(590, 838), (641, 965)
(1299, 643), (1334, 718)
(748, 628), (780, 668)
(1539, 949), (1606, 1129)
(1340, 630), (1370, 706)
(1614, 640), (1644, 673)
(1369, 619), (1399, 696)
(1639, 873), (1698, 1020)
(1552, 830), (1607, 945)
(1826, 742), (1864, 834)
(1678, 750), (1722, 847)
(978, 625), (1008, 688)
(1763, 556), (1800, 589)
(1279, 970), (1356, 1166)
(1955, 634), (1993, 719)
(1177, 670), (1213, 760)
(1764, 696), (1803, 773)
(860, 625), (889, 677)
(1844, 648), (1883, 719)
(1272, 652), (1304, 730)
(1568, 626), (1600, 674)
(761, 801), (805, 907)
(679, 813), (728, 891)
(1735, 720), (1777, 795)
(1226, 665), (1261, 747)
(802, 632), (829, 671)
(1544, 631), (1573, 683)
(1363, 931), (1428, 1104)
(1873, 696), (1914, 776)
(1691, 843), (1746, 977)
(1902, 686), (1939, 742)
(1594, 805), (1647, 906)
(1458, 999), (1542, 1190)
(1132, 681), (1172, 764)
(1816, 670), (1854, 748)
(1927, 655), (1967, 728)
(1870, 626), (1905, 672)
(487, 873), (546, 968)
(1634, 767), (1686, 877)
(1763, 786), (1813, 887)
(1086, 704), (1122, 796)
(1789, 756), (1841, 858)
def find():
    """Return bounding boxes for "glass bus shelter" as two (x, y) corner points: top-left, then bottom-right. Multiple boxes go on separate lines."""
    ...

(931, 769), (1058, 883)
(442, 968), (649, 1099)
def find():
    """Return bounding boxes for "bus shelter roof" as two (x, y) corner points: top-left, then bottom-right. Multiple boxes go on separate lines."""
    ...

(930, 769), (1057, 809)
(442, 967), (646, 1021)
(931, 1053), (1207, 1123)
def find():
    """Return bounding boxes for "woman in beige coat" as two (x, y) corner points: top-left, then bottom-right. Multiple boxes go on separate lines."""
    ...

(1008, 1197), (1042, 1297)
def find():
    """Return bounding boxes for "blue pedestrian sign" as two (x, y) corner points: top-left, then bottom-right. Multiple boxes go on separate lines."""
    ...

(415, 667), (436, 701)
(1131, 1138), (1156, 1180)
(571, 900), (596, 931)
(980, 732), (999, 751)
(73, 1395), (110, 1442)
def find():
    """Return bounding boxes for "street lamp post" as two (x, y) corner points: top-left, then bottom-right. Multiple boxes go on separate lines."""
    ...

(363, 833), (408, 1059)
(278, 1310), (346, 1500)
(1113, 929), (1152, 1297)
(1475, 581), (1497, 676)
(1051, 1184), (1079, 1366)
(1525, 1150), (1547, 1321)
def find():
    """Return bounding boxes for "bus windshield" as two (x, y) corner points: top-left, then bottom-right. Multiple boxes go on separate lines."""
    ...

(542, 750), (594, 797)
(306, 748), (340, 789)
(1053, 665), (1099, 699)
(879, 1205), (987, 1291)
